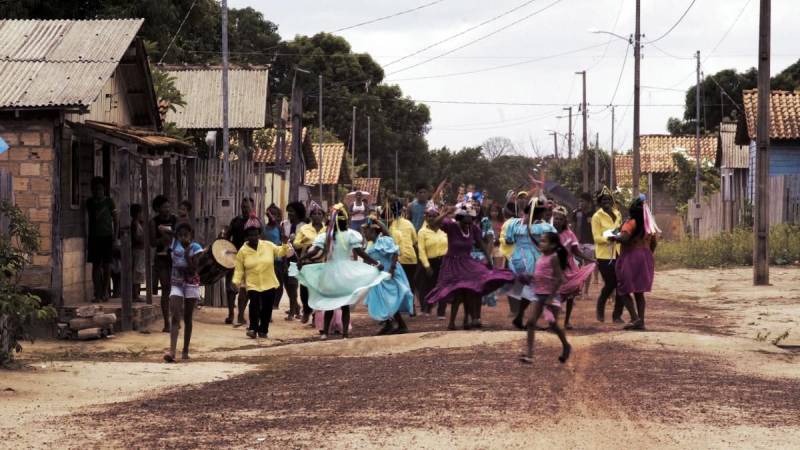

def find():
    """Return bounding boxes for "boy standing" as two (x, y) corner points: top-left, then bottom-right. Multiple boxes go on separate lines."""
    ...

(86, 177), (118, 302)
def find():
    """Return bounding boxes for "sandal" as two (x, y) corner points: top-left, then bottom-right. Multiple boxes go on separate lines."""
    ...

(519, 356), (533, 364)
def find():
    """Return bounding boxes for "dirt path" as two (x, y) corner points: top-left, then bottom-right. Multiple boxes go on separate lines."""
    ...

(2, 267), (799, 449)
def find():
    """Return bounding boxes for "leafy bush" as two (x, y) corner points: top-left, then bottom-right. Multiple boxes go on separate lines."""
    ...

(655, 224), (800, 269)
(0, 201), (56, 365)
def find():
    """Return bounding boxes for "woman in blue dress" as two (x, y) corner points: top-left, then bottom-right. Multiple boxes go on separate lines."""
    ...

(362, 220), (414, 335)
(295, 204), (387, 339)
(505, 198), (556, 329)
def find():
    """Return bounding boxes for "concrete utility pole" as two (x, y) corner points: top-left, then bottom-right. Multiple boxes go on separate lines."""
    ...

(563, 107), (573, 159)
(693, 50), (702, 237)
(576, 70), (588, 192)
(610, 105), (616, 189)
(632, 0), (642, 197)
(318, 75), (324, 205)
(594, 132), (600, 192)
(754, 0), (771, 285)
(367, 115), (372, 179)
(221, 0), (230, 196)
(550, 131), (559, 159)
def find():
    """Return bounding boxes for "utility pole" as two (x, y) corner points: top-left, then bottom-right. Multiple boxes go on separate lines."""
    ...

(562, 107), (573, 159)
(594, 132), (600, 191)
(610, 105), (616, 189)
(221, 0), (230, 196)
(632, 0), (642, 197)
(693, 50), (702, 237)
(351, 106), (356, 184)
(550, 131), (559, 159)
(318, 75), (324, 205)
(754, 0), (771, 285)
(367, 116), (372, 179)
(576, 70), (588, 191)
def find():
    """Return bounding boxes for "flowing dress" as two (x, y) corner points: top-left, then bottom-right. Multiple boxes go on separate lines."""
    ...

(295, 229), (388, 311)
(364, 236), (415, 321)
(558, 228), (597, 296)
(615, 219), (656, 295)
(471, 217), (498, 306)
(426, 219), (515, 305)
(505, 218), (556, 300)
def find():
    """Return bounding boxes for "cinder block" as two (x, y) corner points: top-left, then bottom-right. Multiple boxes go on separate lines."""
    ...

(8, 147), (30, 161)
(20, 162), (41, 176)
(28, 207), (51, 222)
(32, 254), (51, 266)
(30, 148), (53, 161)
(0, 132), (20, 146)
(15, 192), (37, 208)
(20, 132), (41, 146)
(37, 194), (53, 208)
(12, 177), (29, 191)
(29, 177), (51, 192)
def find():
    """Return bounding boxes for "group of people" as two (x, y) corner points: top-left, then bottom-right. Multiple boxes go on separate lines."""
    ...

(85, 175), (659, 365)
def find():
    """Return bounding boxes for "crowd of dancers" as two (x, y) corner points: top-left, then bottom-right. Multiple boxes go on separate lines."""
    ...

(155, 182), (660, 365)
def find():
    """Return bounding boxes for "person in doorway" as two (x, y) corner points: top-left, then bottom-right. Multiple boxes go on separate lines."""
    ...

(130, 204), (146, 302)
(348, 191), (368, 231)
(415, 206), (448, 317)
(86, 176), (118, 303)
(363, 220), (414, 335)
(282, 201), (308, 322)
(149, 194), (176, 332)
(223, 198), (253, 326)
(164, 222), (203, 363)
(408, 184), (429, 231)
(613, 195), (659, 331)
(262, 203), (285, 310)
(592, 187), (637, 323)
(389, 206), (418, 304)
(520, 232), (571, 365)
(233, 213), (289, 339)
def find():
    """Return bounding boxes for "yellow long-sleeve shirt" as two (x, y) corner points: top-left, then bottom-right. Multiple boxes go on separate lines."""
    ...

(417, 225), (448, 268)
(232, 240), (288, 292)
(592, 208), (622, 260)
(499, 218), (515, 259)
(390, 217), (418, 265)
(293, 223), (326, 251)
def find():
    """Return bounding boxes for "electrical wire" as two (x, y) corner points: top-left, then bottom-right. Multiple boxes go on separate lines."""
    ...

(387, 0), (566, 76)
(705, 0), (753, 60)
(608, 42), (631, 105)
(645, 0), (697, 44)
(331, 0), (448, 33)
(383, 0), (541, 68)
(158, 0), (198, 64)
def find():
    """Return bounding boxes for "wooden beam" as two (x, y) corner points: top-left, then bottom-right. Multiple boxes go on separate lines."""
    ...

(118, 146), (134, 331)
(51, 116), (64, 306)
(141, 158), (153, 305)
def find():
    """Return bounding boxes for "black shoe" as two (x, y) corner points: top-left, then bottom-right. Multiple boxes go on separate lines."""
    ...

(246, 330), (257, 339)
(559, 343), (572, 363)
(377, 322), (394, 335)
(258, 332), (267, 338)
(301, 312), (311, 324)
(512, 317), (524, 330)
(224, 317), (233, 325)
(612, 317), (624, 324)
(393, 326), (409, 334)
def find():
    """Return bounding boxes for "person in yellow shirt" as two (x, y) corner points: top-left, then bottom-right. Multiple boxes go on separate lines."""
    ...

(233, 213), (288, 339)
(416, 206), (449, 317)
(591, 187), (635, 323)
(390, 207), (418, 300)
(292, 202), (326, 323)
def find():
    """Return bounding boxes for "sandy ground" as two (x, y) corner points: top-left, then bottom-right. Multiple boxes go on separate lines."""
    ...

(2, 267), (799, 449)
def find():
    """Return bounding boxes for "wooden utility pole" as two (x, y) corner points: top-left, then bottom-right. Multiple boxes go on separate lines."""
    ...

(754, 0), (771, 285)
(550, 131), (559, 159)
(693, 50), (702, 237)
(318, 75), (324, 204)
(288, 86), (303, 202)
(610, 105), (616, 189)
(576, 71), (588, 191)
(594, 132), (600, 192)
(563, 106), (573, 159)
(632, 0), (642, 196)
(221, 0), (231, 196)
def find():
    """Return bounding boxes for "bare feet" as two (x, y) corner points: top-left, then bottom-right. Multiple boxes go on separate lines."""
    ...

(181, 351), (189, 360)
(163, 352), (176, 363)
(559, 343), (572, 363)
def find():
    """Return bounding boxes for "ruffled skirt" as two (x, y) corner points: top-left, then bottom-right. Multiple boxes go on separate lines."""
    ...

(426, 255), (515, 304)
(294, 259), (389, 311)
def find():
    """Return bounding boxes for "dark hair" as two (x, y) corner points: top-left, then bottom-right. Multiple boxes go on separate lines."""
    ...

(336, 214), (348, 231)
(130, 203), (142, 218)
(286, 201), (306, 221)
(629, 202), (646, 240)
(542, 232), (568, 270)
(176, 222), (193, 235)
(179, 200), (193, 212)
(152, 194), (169, 212)
(241, 197), (254, 207)
(415, 184), (428, 193)
(530, 204), (548, 221)
(90, 176), (105, 189)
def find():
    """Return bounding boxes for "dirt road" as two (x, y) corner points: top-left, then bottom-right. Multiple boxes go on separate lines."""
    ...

(2, 267), (799, 449)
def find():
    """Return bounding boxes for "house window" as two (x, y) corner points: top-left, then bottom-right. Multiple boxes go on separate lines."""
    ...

(70, 139), (80, 208)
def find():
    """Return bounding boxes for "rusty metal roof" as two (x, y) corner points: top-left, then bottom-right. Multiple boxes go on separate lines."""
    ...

(742, 89), (800, 141)
(0, 19), (143, 108)
(164, 68), (268, 129)
(718, 121), (749, 169)
(305, 143), (345, 185)
(70, 120), (194, 154)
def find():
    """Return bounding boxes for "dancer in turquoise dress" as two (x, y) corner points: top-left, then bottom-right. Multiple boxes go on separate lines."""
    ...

(362, 220), (414, 335)
(505, 198), (556, 329)
(295, 204), (387, 339)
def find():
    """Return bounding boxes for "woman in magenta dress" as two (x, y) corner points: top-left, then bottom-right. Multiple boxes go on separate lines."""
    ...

(426, 203), (515, 330)
(552, 206), (596, 329)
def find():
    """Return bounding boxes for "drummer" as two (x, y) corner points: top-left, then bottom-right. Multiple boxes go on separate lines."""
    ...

(223, 197), (253, 326)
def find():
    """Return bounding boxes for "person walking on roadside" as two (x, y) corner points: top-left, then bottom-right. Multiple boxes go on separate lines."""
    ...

(164, 222), (203, 362)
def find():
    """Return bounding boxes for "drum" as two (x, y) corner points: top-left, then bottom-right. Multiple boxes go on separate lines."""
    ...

(198, 239), (237, 285)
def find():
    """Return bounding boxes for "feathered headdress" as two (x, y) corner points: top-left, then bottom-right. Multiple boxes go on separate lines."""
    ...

(595, 185), (614, 203)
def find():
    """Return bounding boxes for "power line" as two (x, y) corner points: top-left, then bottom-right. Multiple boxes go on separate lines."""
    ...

(159, 0), (199, 64)
(331, 0), (448, 33)
(645, 0), (697, 44)
(383, 0), (541, 68)
(387, 0), (566, 76)
(706, 0), (753, 59)
(306, 95), (685, 107)
(609, 42), (631, 105)
(647, 42), (695, 60)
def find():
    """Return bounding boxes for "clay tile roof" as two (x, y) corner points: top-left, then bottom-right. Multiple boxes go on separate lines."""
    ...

(614, 154), (633, 186)
(353, 177), (381, 200)
(742, 89), (800, 141)
(305, 143), (345, 185)
(614, 134), (717, 186)
(252, 127), (317, 170)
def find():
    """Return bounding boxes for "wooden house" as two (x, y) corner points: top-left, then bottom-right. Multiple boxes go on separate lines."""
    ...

(615, 134), (717, 239)
(0, 19), (194, 330)
(716, 120), (750, 231)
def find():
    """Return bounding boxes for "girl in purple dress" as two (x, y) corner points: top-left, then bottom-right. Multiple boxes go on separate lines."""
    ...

(425, 203), (515, 330)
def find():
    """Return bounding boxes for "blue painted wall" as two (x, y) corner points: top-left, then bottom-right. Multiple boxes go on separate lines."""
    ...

(748, 140), (800, 200)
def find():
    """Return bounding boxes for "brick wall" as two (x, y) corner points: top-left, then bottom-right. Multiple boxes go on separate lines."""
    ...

(0, 119), (55, 290)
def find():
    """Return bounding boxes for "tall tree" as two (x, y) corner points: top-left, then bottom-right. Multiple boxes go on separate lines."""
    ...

(481, 136), (516, 161)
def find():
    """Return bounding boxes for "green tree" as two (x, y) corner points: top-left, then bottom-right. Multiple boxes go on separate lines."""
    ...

(664, 153), (720, 208)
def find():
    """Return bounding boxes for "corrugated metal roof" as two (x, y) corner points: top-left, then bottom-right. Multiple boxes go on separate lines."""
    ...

(164, 69), (268, 129)
(305, 143), (345, 185)
(0, 19), (143, 108)
(718, 122), (749, 169)
(742, 89), (800, 141)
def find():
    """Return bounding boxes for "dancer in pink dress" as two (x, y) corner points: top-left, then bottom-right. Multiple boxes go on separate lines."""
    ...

(552, 206), (596, 329)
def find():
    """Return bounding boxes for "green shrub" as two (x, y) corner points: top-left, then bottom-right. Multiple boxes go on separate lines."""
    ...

(655, 224), (800, 269)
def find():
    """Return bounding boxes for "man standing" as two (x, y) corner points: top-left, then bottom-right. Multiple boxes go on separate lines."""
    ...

(86, 177), (118, 302)
(408, 184), (429, 231)
(224, 198), (252, 326)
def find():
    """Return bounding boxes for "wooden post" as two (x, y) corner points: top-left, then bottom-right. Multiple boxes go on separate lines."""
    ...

(140, 158), (153, 305)
(754, 0), (770, 285)
(289, 86), (304, 202)
(162, 156), (172, 206)
(175, 157), (183, 206)
(118, 147), (134, 331)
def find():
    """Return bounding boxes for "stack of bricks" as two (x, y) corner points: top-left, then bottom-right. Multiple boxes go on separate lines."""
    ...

(0, 119), (54, 289)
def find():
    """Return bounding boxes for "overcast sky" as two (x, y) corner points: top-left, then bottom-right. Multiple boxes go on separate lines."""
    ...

(230, 0), (798, 156)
